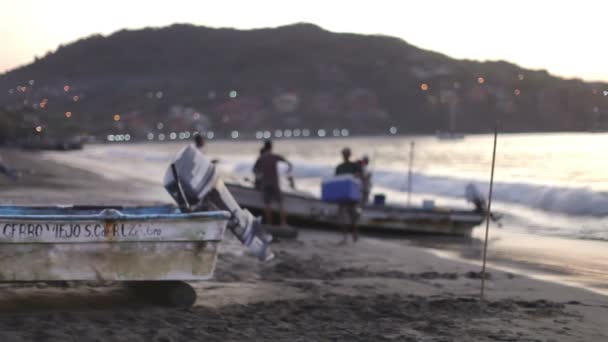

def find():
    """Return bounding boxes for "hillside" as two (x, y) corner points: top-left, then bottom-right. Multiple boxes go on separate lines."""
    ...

(1, 23), (607, 142)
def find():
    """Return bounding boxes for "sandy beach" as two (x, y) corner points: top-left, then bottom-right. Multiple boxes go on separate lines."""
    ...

(0, 149), (607, 341)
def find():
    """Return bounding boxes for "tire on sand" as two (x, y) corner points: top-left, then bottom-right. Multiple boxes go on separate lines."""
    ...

(126, 281), (197, 308)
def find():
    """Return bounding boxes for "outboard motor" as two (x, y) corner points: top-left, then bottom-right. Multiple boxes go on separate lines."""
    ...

(164, 145), (274, 261)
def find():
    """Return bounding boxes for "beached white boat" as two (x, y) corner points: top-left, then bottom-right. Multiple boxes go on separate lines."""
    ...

(0, 205), (229, 282)
(0, 205), (230, 306)
(225, 181), (485, 236)
(0, 145), (275, 307)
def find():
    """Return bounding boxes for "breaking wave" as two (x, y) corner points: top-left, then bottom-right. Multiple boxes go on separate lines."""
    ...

(233, 160), (608, 217)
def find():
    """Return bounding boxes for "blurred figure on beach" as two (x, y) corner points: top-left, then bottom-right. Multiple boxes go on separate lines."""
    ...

(193, 133), (220, 164)
(253, 140), (293, 226)
(357, 155), (372, 205)
(335, 147), (362, 243)
(465, 183), (486, 213)
(0, 155), (19, 181)
(465, 183), (502, 225)
(254, 146), (268, 190)
(194, 133), (205, 151)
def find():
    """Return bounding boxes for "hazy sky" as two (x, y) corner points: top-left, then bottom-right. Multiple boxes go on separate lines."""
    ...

(2, 0), (607, 81)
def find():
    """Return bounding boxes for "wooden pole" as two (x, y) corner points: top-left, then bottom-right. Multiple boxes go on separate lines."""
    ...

(480, 126), (498, 300)
(407, 141), (415, 207)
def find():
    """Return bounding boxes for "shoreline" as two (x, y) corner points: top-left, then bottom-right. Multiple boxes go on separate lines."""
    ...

(11, 146), (608, 295)
(1, 149), (607, 340)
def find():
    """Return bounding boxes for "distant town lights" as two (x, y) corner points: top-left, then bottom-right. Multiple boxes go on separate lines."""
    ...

(420, 83), (429, 91)
(113, 114), (121, 122)
(107, 134), (131, 142)
(35, 126), (43, 133)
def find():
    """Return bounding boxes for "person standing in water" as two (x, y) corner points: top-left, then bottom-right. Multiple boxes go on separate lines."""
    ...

(335, 147), (362, 244)
(253, 140), (293, 226)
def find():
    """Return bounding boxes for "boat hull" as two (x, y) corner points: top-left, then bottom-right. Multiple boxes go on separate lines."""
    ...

(226, 183), (483, 237)
(0, 205), (229, 281)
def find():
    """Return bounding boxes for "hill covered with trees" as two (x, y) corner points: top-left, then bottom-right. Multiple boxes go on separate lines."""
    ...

(1, 23), (607, 142)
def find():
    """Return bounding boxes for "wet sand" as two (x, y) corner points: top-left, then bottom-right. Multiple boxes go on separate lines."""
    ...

(0, 149), (607, 341)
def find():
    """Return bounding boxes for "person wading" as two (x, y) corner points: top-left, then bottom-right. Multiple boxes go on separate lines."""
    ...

(253, 140), (293, 226)
(335, 147), (362, 244)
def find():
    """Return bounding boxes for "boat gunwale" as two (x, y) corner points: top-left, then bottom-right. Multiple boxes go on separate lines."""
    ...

(225, 182), (483, 217)
(0, 205), (231, 222)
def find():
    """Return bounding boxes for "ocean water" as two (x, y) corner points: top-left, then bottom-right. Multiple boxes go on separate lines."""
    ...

(43, 132), (608, 294)
(49, 133), (608, 240)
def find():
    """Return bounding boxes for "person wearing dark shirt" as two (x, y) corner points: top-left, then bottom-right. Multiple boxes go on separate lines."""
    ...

(254, 146), (268, 190)
(194, 133), (205, 150)
(335, 147), (361, 244)
(253, 140), (293, 226)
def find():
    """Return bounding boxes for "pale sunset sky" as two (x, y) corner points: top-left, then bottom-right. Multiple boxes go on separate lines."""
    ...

(2, 0), (606, 81)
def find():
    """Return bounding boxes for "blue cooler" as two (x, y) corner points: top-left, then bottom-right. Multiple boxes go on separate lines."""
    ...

(321, 175), (361, 203)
